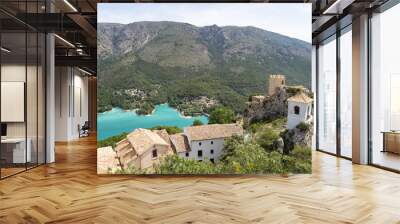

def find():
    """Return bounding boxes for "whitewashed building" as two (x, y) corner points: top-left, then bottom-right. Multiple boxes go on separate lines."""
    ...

(170, 124), (243, 163)
(287, 92), (313, 129)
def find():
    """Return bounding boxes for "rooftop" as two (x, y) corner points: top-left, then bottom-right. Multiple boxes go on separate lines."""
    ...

(288, 92), (313, 104)
(169, 133), (191, 153)
(185, 123), (243, 141)
(126, 128), (169, 156)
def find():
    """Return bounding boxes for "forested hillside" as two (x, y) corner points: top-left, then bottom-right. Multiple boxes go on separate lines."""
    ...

(97, 21), (311, 114)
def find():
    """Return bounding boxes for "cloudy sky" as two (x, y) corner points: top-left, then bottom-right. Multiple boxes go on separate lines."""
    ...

(98, 3), (311, 43)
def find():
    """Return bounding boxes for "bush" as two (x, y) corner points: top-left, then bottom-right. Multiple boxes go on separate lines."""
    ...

(154, 155), (220, 174)
(256, 128), (280, 152)
(221, 143), (285, 174)
(192, 119), (203, 126)
(98, 132), (128, 148)
(282, 145), (312, 173)
(296, 122), (310, 132)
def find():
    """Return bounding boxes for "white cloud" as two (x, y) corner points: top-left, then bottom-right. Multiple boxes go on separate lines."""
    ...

(98, 3), (311, 42)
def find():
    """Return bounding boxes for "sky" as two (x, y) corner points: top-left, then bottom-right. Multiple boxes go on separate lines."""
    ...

(98, 3), (311, 43)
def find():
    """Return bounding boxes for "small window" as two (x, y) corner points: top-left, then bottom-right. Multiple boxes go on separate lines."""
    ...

(185, 152), (189, 157)
(152, 149), (158, 158)
(282, 80), (284, 85)
(198, 160), (203, 162)
(198, 142), (202, 146)
(210, 158), (215, 163)
(294, 106), (300, 115)
(210, 149), (214, 154)
(198, 150), (203, 157)
(211, 141), (214, 145)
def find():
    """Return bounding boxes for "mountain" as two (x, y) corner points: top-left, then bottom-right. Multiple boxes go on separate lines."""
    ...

(97, 21), (311, 113)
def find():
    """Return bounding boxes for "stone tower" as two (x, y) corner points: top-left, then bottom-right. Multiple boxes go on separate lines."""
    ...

(268, 74), (286, 96)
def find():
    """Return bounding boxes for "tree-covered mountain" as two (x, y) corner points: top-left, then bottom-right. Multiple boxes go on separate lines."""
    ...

(97, 21), (311, 113)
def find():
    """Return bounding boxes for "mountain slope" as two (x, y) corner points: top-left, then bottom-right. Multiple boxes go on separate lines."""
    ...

(97, 21), (311, 113)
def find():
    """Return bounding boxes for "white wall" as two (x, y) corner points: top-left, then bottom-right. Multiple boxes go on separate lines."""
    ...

(178, 138), (225, 162)
(287, 101), (311, 129)
(55, 67), (89, 141)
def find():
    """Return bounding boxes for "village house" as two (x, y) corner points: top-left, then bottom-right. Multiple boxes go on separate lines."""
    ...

(97, 123), (244, 173)
(170, 124), (244, 163)
(114, 128), (174, 170)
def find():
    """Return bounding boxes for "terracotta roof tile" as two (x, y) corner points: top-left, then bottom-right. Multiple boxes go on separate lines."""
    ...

(288, 92), (313, 104)
(169, 133), (190, 153)
(185, 124), (243, 141)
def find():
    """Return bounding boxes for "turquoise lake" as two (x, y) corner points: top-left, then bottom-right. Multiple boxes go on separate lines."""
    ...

(97, 104), (209, 140)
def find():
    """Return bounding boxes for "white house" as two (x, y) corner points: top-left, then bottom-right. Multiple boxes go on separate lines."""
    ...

(287, 92), (313, 129)
(170, 124), (243, 163)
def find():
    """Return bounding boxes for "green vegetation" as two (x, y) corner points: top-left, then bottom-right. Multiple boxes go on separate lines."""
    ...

(155, 156), (221, 174)
(256, 128), (280, 152)
(150, 126), (183, 134)
(98, 22), (311, 114)
(296, 122), (311, 132)
(208, 107), (235, 124)
(136, 102), (155, 115)
(104, 117), (311, 175)
(153, 135), (311, 174)
(98, 132), (128, 148)
(192, 119), (203, 126)
(111, 165), (149, 175)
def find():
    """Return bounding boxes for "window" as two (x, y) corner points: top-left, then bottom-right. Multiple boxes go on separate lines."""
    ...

(294, 106), (300, 115)
(211, 141), (213, 145)
(370, 4), (400, 171)
(0, 10), (46, 179)
(210, 149), (214, 154)
(317, 35), (337, 154)
(340, 27), (352, 158)
(198, 150), (203, 157)
(282, 80), (285, 85)
(185, 152), (189, 157)
(210, 158), (215, 163)
(152, 149), (158, 158)
(198, 142), (202, 146)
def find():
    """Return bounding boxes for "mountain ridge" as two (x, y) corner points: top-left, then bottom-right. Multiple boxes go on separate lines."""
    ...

(97, 21), (311, 114)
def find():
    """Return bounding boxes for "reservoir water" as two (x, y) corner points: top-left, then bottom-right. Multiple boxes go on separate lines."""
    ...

(97, 103), (209, 140)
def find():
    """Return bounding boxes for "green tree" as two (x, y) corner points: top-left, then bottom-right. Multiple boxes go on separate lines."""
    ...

(192, 119), (203, 126)
(221, 143), (285, 174)
(220, 135), (245, 161)
(256, 128), (280, 152)
(209, 106), (235, 124)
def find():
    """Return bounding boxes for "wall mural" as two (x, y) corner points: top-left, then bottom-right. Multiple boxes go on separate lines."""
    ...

(96, 3), (313, 175)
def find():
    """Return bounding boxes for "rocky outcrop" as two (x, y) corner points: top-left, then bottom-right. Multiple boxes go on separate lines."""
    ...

(244, 86), (310, 126)
(281, 121), (313, 153)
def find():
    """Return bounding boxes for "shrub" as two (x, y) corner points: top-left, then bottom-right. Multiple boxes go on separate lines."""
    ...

(256, 128), (280, 152)
(150, 126), (183, 134)
(154, 155), (220, 174)
(296, 122), (310, 132)
(192, 119), (203, 126)
(98, 132), (128, 148)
